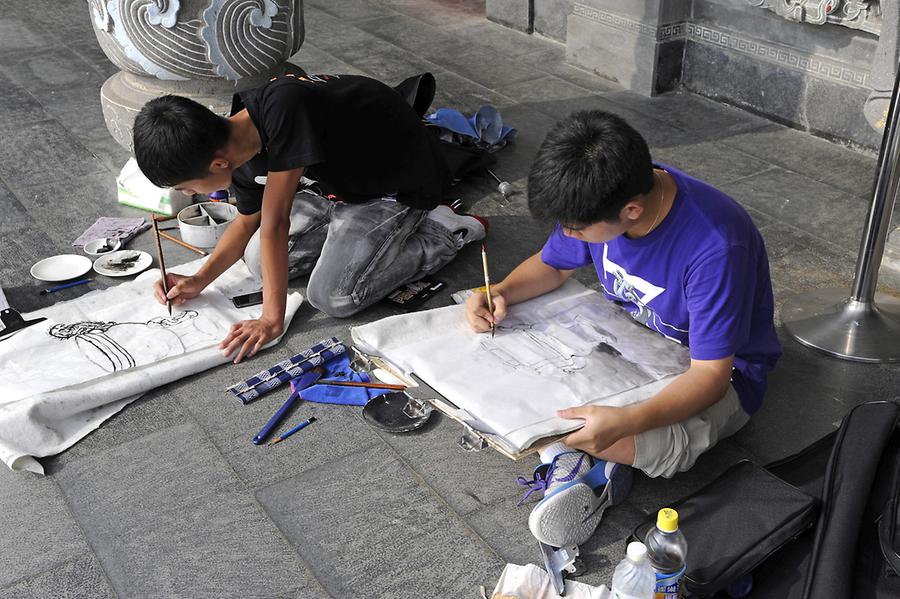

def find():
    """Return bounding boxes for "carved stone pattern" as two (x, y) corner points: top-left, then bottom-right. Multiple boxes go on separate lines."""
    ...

(201, 0), (304, 80)
(686, 23), (870, 87)
(88, 0), (111, 31)
(747, 0), (880, 34)
(103, 0), (303, 81)
(572, 3), (685, 42)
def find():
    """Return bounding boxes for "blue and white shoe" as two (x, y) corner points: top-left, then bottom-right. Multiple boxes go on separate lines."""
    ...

(517, 451), (633, 547)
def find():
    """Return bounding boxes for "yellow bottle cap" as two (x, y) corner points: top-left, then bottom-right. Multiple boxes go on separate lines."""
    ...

(657, 508), (679, 532)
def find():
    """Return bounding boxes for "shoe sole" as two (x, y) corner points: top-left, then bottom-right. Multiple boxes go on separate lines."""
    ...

(527, 464), (634, 548)
(528, 482), (608, 547)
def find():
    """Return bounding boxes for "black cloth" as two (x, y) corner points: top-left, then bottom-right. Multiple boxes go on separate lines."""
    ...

(230, 73), (450, 215)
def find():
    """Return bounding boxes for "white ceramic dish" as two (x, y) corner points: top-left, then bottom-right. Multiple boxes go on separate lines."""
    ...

(30, 254), (93, 282)
(83, 237), (122, 257)
(93, 250), (152, 277)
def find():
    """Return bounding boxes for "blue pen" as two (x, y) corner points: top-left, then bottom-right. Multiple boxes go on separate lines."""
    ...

(252, 369), (322, 445)
(40, 279), (89, 295)
(268, 417), (317, 445)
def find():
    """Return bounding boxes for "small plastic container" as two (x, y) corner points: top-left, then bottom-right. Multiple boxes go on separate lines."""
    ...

(208, 190), (229, 202)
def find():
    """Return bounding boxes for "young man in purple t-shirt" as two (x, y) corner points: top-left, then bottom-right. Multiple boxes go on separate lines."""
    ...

(465, 110), (782, 548)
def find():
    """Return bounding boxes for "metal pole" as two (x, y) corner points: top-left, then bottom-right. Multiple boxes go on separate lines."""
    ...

(781, 59), (900, 363)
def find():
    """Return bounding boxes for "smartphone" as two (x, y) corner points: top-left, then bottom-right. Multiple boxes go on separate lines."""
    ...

(231, 291), (263, 309)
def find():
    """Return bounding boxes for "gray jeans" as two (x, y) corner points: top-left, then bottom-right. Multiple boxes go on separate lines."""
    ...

(243, 191), (459, 317)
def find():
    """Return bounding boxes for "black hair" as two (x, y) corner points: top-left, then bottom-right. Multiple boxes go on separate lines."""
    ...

(527, 110), (654, 227)
(132, 95), (230, 188)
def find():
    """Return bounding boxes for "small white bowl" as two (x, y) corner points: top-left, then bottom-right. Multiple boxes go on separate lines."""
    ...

(83, 237), (122, 257)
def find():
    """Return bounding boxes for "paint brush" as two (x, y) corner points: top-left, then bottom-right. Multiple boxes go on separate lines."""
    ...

(315, 380), (407, 391)
(481, 243), (495, 338)
(158, 230), (208, 256)
(151, 214), (172, 316)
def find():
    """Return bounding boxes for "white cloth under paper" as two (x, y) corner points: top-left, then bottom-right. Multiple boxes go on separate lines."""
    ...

(0, 258), (301, 474)
(351, 280), (690, 452)
(489, 563), (610, 599)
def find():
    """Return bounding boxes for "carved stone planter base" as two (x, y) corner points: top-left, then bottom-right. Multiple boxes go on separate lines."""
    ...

(100, 63), (305, 151)
(88, 0), (305, 152)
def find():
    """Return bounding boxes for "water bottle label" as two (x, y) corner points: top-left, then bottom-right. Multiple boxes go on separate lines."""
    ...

(653, 565), (686, 599)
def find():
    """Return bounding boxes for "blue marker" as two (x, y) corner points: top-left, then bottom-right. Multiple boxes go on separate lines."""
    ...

(40, 279), (90, 295)
(267, 417), (317, 445)
(252, 368), (322, 445)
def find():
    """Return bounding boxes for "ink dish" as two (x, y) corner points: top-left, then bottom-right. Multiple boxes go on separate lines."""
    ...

(363, 391), (433, 433)
(83, 237), (122, 257)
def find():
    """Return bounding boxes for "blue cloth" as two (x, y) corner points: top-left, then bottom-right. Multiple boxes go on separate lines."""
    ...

(540, 163), (782, 415)
(290, 353), (389, 406)
(425, 106), (517, 150)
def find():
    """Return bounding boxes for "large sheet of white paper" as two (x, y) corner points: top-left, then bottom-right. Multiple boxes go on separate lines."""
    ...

(351, 280), (690, 453)
(0, 259), (302, 474)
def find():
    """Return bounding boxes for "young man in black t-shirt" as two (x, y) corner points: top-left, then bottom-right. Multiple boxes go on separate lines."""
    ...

(133, 73), (486, 363)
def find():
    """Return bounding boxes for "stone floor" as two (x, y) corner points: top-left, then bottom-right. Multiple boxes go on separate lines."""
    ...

(2, 1), (900, 597)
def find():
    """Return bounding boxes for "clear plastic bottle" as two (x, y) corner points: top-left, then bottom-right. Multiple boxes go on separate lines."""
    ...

(611, 541), (656, 599)
(644, 508), (688, 599)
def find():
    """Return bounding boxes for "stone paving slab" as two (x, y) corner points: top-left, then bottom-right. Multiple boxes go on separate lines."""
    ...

(720, 124), (878, 196)
(653, 138), (773, 190)
(0, 467), (90, 588)
(372, 413), (533, 516)
(256, 443), (504, 598)
(0, 120), (107, 190)
(0, 556), (116, 599)
(720, 166), (871, 253)
(55, 424), (325, 599)
(2, 0), (900, 596)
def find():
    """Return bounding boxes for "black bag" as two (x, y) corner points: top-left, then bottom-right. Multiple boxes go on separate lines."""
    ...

(630, 400), (900, 598)
(393, 72), (497, 185)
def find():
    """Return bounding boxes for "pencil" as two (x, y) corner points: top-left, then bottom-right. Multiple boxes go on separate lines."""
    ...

(268, 416), (317, 445)
(151, 214), (172, 316)
(315, 380), (407, 391)
(158, 230), (208, 256)
(481, 244), (495, 338)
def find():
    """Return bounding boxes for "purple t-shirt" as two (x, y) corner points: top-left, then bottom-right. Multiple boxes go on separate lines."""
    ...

(540, 164), (782, 415)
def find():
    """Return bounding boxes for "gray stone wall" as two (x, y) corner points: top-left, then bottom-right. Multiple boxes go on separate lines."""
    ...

(487, 0), (889, 150)
(686, 0), (881, 148)
(535, 0), (573, 41)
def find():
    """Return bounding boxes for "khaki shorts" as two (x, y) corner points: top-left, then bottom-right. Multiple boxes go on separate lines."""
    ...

(633, 386), (750, 478)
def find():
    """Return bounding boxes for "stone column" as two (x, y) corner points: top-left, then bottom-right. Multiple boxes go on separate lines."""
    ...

(486, 0), (533, 33)
(87, 0), (306, 151)
(565, 0), (690, 96)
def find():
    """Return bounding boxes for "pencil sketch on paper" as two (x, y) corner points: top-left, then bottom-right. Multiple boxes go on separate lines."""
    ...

(478, 289), (688, 389)
(351, 280), (693, 448)
(48, 310), (219, 373)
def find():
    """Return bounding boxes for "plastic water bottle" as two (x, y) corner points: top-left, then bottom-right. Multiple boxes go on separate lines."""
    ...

(644, 508), (688, 599)
(611, 541), (656, 599)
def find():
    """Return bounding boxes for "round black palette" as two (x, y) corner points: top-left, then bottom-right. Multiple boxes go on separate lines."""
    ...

(362, 392), (432, 433)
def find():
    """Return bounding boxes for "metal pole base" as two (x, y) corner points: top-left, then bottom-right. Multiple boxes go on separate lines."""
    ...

(782, 288), (900, 363)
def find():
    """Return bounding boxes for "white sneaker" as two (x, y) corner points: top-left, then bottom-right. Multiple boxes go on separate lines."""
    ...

(518, 452), (633, 548)
(425, 205), (488, 248)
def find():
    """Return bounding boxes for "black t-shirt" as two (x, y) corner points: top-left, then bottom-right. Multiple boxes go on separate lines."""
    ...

(230, 73), (450, 214)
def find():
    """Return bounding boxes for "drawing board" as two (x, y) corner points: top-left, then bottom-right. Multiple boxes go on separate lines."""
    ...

(351, 280), (691, 454)
(0, 258), (302, 474)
